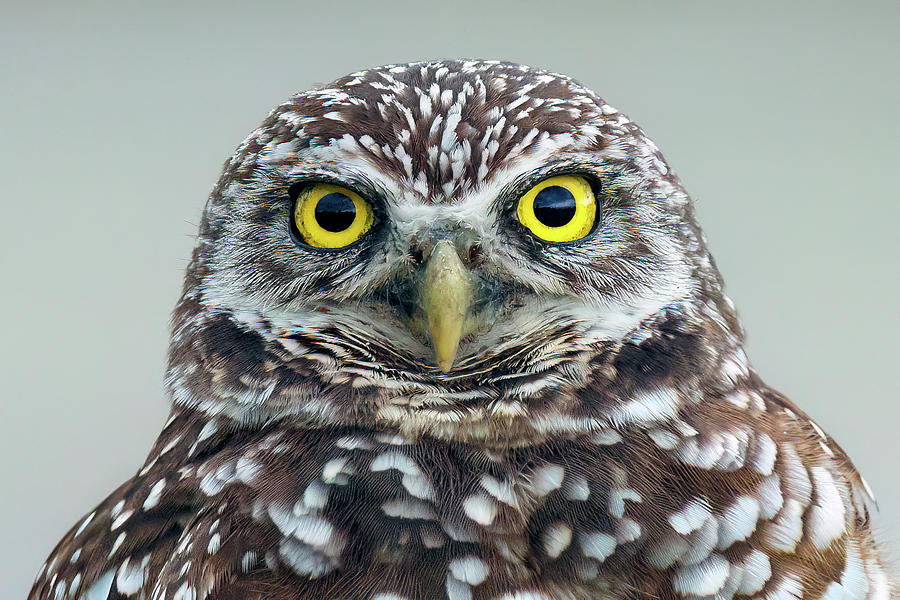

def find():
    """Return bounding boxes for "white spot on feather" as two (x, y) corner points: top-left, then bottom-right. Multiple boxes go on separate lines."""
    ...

(762, 499), (805, 552)
(542, 522), (573, 558)
(448, 555), (489, 585)
(279, 539), (333, 577)
(115, 555), (149, 595)
(79, 569), (114, 600)
(235, 456), (262, 483)
(762, 573), (804, 600)
(74, 512), (95, 538)
(807, 466), (846, 549)
(716, 495), (760, 549)
(644, 531), (690, 568)
(668, 497), (712, 535)
(462, 494), (497, 525)
(529, 464), (564, 496)
(562, 474), (590, 501)
(672, 553), (730, 596)
(321, 457), (354, 484)
(108, 532), (126, 557)
(496, 592), (551, 600)
(241, 551), (258, 572)
(445, 574), (471, 600)
(382, 499), (437, 520)
(143, 479), (166, 510)
(608, 487), (642, 518)
(480, 475), (518, 507)
(401, 472), (436, 501)
(750, 433), (777, 475)
(371, 451), (418, 474)
(579, 531), (616, 561)
(590, 429), (622, 445)
(735, 548), (772, 594)
(648, 428), (679, 450)
(610, 387), (679, 427)
(335, 435), (373, 450)
(756, 474), (784, 519)
(614, 518), (642, 543)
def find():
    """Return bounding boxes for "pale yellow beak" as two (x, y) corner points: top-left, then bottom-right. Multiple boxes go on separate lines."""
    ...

(420, 240), (474, 372)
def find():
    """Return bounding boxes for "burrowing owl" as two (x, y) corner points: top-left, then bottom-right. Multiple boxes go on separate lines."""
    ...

(30, 60), (892, 600)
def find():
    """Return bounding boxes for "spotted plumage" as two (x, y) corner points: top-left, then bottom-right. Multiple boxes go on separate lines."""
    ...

(30, 60), (893, 600)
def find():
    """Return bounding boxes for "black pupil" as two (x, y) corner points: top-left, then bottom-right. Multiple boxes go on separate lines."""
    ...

(533, 185), (577, 227)
(315, 192), (357, 232)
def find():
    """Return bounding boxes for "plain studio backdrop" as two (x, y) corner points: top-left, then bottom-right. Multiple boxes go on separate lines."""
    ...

(1, 1), (898, 595)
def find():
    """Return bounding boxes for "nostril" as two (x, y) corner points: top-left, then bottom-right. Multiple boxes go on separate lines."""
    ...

(409, 238), (481, 266)
(409, 246), (426, 264)
(466, 244), (484, 267)
(409, 237), (434, 264)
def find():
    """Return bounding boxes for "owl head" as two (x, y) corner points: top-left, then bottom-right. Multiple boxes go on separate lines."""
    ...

(167, 60), (744, 443)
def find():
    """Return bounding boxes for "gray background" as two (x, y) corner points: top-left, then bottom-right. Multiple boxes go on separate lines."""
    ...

(1, 1), (897, 596)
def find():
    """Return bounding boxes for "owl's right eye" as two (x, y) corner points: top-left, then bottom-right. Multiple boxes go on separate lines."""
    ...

(291, 183), (374, 249)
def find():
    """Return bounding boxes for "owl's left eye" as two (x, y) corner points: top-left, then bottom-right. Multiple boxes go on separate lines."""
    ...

(516, 175), (599, 243)
(292, 183), (374, 249)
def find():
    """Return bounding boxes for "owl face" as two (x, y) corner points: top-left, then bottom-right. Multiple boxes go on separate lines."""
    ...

(169, 61), (734, 439)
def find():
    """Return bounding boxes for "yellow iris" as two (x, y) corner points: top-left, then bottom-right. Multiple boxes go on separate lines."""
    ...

(516, 175), (597, 243)
(293, 183), (374, 249)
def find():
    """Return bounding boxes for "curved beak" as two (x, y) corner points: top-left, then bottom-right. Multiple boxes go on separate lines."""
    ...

(419, 240), (474, 372)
